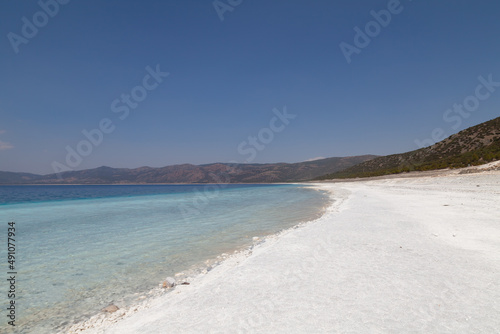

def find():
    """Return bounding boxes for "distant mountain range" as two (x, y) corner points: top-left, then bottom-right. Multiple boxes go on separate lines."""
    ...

(2, 117), (499, 184)
(316, 116), (500, 180)
(0, 156), (377, 184)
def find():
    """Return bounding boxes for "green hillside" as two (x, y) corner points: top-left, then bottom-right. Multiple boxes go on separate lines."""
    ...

(316, 117), (500, 180)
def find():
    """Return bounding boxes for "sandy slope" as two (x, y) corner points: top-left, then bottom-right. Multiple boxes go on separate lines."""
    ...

(70, 169), (500, 333)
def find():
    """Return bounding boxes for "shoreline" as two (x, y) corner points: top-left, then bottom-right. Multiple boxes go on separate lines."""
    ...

(57, 185), (333, 334)
(70, 167), (499, 333)
(1, 184), (329, 334)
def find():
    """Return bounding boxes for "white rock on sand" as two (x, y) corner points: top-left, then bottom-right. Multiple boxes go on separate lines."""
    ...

(70, 168), (500, 333)
(162, 277), (176, 289)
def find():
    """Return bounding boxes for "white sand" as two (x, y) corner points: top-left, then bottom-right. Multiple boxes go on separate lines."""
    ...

(69, 167), (500, 333)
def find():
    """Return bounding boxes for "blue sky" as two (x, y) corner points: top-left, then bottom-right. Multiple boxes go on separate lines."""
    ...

(1, 0), (500, 174)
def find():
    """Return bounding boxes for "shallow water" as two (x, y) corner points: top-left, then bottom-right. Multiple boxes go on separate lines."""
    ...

(0, 184), (330, 333)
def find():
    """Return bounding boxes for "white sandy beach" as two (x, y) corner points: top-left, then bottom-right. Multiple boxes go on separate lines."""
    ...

(69, 164), (500, 333)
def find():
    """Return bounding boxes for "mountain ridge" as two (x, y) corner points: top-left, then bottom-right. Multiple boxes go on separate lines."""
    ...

(0, 155), (377, 184)
(315, 116), (500, 180)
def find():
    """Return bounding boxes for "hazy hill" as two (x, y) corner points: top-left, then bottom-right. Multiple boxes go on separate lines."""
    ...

(316, 117), (500, 180)
(0, 171), (42, 184)
(0, 155), (377, 184)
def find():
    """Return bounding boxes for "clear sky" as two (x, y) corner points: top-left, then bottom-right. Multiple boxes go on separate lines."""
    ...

(1, 0), (500, 174)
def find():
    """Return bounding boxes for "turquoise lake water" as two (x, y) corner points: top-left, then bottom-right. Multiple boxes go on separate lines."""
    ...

(0, 184), (330, 333)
